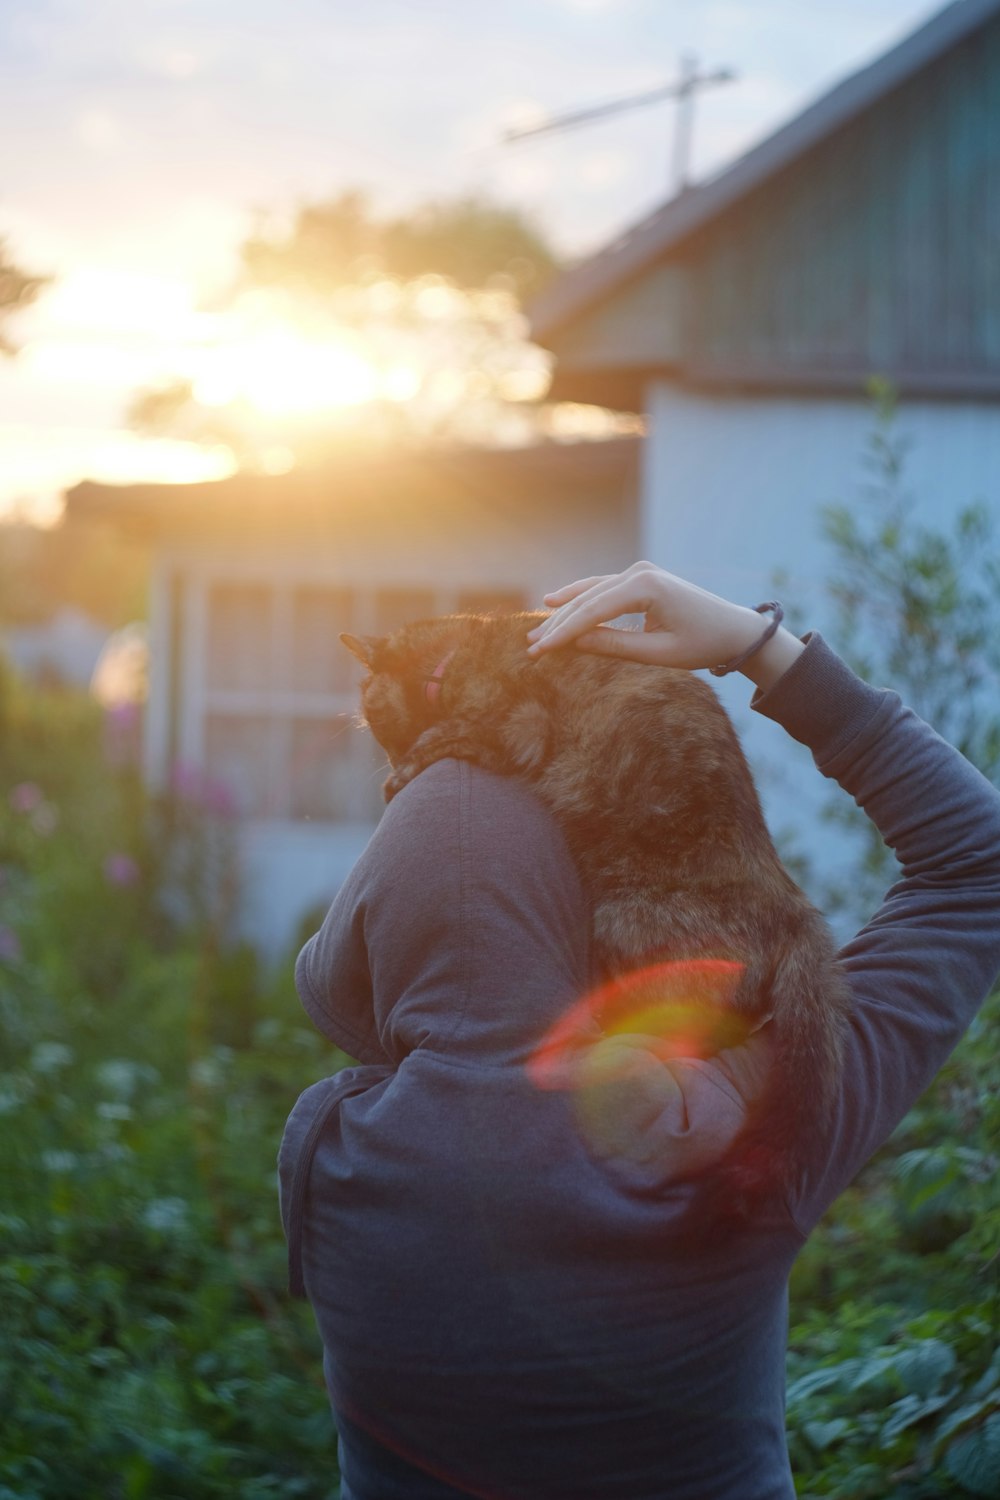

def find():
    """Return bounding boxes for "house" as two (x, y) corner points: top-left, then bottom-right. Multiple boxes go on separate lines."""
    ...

(66, 439), (639, 957)
(530, 0), (1000, 890)
(532, 0), (999, 595)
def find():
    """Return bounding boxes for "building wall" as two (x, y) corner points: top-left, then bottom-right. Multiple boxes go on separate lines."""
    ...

(641, 380), (1000, 929)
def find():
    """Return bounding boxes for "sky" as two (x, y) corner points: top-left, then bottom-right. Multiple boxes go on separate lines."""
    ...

(0, 0), (947, 522)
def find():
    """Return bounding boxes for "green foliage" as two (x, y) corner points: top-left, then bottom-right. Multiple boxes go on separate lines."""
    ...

(803, 378), (1000, 918)
(787, 989), (1000, 1496)
(781, 381), (1000, 1496)
(0, 670), (345, 1497)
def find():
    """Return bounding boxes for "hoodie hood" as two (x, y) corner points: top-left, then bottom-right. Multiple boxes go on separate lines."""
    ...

(296, 757), (771, 1187)
(358, 759), (592, 1068)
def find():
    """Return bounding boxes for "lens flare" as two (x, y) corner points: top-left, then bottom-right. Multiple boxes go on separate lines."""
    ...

(527, 958), (751, 1091)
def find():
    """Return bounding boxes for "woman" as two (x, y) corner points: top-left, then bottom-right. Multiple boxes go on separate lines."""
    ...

(279, 562), (1000, 1500)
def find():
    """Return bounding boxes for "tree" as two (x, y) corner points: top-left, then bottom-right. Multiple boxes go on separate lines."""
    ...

(127, 189), (638, 464)
(0, 237), (49, 355)
(239, 188), (559, 301)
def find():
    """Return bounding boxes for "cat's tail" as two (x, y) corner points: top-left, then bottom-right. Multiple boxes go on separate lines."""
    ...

(683, 910), (853, 1235)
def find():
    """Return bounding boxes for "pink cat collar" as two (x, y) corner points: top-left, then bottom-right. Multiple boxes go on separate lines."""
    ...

(424, 652), (454, 706)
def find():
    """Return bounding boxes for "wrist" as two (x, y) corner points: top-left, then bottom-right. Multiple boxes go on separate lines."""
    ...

(739, 626), (805, 693)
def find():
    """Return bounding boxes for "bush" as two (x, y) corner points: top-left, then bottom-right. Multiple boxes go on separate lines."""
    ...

(0, 665), (347, 1497)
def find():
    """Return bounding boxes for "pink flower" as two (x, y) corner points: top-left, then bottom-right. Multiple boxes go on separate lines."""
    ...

(30, 802), (59, 837)
(168, 762), (236, 818)
(0, 925), (21, 963)
(103, 702), (143, 770)
(104, 852), (141, 888)
(9, 782), (43, 814)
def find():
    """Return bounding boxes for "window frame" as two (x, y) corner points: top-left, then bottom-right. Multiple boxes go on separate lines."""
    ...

(183, 567), (526, 824)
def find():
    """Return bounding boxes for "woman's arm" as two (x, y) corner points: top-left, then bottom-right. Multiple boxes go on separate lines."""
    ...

(753, 636), (1000, 1230)
(531, 562), (1000, 1232)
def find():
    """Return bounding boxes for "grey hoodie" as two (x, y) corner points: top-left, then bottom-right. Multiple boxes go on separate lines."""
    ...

(279, 634), (1000, 1500)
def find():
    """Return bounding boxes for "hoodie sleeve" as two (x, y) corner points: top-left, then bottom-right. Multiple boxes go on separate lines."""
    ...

(295, 855), (389, 1065)
(751, 633), (1000, 1234)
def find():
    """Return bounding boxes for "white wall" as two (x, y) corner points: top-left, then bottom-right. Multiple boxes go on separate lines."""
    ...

(642, 384), (1000, 608)
(640, 382), (1000, 931)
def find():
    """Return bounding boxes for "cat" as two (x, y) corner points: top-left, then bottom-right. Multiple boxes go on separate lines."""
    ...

(341, 610), (852, 1220)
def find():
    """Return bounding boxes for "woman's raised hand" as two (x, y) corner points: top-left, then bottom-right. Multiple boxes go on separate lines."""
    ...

(526, 561), (804, 687)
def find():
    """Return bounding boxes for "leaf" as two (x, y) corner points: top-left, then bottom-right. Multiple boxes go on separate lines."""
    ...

(880, 1391), (955, 1446)
(787, 1362), (859, 1403)
(934, 1397), (1000, 1455)
(945, 1412), (1000, 1497)
(891, 1339), (958, 1398)
(803, 1417), (851, 1452)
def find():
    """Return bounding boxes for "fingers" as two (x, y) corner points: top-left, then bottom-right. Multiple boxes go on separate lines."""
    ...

(541, 574), (608, 606)
(527, 575), (655, 656)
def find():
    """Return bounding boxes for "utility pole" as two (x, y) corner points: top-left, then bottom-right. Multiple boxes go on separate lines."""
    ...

(502, 54), (736, 199)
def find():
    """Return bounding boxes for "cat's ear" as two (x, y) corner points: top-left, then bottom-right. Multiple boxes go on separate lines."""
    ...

(340, 633), (383, 668)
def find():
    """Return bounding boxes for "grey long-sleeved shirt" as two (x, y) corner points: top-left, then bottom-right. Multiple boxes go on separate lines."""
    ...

(280, 634), (1000, 1500)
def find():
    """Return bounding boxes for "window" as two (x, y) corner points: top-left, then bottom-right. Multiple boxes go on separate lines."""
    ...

(195, 577), (524, 822)
(207, 582), (274, 691)
(291, 586), (355, 695)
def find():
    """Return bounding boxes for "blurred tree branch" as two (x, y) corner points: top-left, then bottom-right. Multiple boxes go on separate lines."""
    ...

(238, 188), (561, 302)
(0, 236), (50, 355)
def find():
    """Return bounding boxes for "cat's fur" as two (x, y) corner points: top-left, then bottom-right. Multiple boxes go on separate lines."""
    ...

(342, 611), (852, 1220)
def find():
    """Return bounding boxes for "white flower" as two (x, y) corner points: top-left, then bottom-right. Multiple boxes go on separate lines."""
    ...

(189, 1048), (231, 1088)
(94, 1059), (158, 1099)
(30, 1042), (74, 1074)
(142, 1197), (189, 1232)
(97, 1101), (133, 1122)
(0, 1073), (35, 1114)
(100, 1142), (135, 1163)
(41, 1149), (78, 1173)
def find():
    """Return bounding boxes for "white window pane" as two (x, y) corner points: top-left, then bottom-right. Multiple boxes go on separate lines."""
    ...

(204, 715), (278, 817)
(207, 583), (273, 691)
(290, 716), (360, 821)
(292, 586), (355, 694)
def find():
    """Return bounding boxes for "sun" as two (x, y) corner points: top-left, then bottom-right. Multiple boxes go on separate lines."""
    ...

(192, 327), (391, 415)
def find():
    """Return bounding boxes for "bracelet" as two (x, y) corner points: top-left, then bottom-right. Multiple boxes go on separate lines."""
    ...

(708, 602), (784, 678)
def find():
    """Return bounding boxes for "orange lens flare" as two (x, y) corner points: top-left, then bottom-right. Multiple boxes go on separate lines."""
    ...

(527, 958), (750, 1091)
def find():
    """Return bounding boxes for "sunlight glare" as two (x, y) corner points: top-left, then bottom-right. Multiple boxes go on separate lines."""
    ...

(189, 329), (392, 415)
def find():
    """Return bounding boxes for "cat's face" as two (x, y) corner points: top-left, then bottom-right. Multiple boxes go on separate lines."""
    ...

(341, 616), (470, 764)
